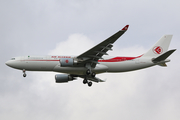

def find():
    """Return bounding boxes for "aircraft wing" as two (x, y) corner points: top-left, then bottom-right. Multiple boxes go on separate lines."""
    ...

(76, 25), (129, 68)
(87, 76), (106, 82)
(78, 75), (106, 82)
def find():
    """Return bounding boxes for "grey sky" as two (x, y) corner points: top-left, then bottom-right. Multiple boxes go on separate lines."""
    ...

(1, 0), (180, 120)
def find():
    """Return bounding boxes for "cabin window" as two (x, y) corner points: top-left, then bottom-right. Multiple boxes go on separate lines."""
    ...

(11, 58), (15, 60)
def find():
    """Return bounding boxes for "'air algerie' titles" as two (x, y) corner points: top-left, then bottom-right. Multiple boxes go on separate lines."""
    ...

(51, 56), (71, 58)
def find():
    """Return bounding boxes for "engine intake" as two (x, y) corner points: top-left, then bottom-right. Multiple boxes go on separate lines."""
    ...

(59, 58), (78, 67)
(55, 74), (74, 83)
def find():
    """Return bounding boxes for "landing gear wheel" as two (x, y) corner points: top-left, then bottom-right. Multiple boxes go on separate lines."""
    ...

(83, 79), (88, 84)
(88, 82), (92, 87)
(23, 73), (26, 77)
(86, 69), (91, 75)
(22, 69), (26, 77)
(91, 72), (96, 78)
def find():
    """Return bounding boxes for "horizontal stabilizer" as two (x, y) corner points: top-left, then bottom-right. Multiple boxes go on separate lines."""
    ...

(159, 63), (167, 67)
(152, 49), (176, 62)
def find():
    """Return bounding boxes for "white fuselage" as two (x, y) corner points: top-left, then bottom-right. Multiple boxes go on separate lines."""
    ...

(6, 55), (155, 75)
(5, 25), (175, 86)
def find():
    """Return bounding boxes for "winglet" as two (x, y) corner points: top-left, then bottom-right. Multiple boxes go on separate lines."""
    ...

(121, 25), (129, 31)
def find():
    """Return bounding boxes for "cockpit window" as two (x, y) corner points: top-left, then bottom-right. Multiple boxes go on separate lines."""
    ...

(11, 58), (15, 60)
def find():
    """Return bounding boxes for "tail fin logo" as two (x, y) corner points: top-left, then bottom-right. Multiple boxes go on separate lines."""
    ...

(153, 46), (163, 54)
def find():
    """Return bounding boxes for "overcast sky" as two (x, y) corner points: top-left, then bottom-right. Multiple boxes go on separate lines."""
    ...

(1, 0), (180, 120)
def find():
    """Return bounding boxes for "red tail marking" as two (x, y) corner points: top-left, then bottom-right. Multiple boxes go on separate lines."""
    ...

(98, 55), (142, 62)
(153, 46), (163, 54)
(121, 25), (129, 31)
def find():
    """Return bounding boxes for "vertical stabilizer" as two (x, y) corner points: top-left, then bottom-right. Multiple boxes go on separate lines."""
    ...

(142, 35), (173, 58)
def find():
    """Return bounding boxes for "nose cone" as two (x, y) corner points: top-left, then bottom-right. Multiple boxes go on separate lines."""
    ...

(5, 60), (18, 69)
(6, 60), (17, 68)
(5, 60), (16, 68)
(5, 60), (22, 70)
(5, 60), (11, 67)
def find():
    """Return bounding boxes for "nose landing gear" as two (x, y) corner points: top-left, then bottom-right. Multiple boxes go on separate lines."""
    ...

(23, 69), (26, 77)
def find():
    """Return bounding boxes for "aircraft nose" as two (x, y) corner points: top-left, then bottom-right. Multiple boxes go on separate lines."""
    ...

(5, 60), (11, 66)
(5, 59), (21, 69)
(5, 60), (15, 67)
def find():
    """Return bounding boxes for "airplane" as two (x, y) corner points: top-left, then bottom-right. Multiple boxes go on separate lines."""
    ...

(5, 25), (176, 87)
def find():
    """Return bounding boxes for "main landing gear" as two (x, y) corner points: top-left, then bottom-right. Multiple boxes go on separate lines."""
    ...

(91, 72), (96, 78)
(86, 69), (96, 78)
(83, 69), (96, 87)
(83, 78), (92, 87)
(23, 69), (26, 77)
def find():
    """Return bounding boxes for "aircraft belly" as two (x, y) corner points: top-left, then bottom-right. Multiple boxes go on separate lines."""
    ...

(53, 64), (108, 75)
(20, 61), (57, 71)
(101, 60), (154, 72)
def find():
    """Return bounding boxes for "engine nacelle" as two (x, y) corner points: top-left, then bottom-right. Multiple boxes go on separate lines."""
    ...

(55, 74), (74, 83)
(59, 58), (78, 67)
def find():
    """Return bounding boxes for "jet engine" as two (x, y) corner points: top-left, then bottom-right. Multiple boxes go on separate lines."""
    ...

(55, 74), (75, 83)
(59, 58), (78, 67)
